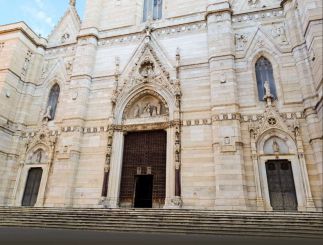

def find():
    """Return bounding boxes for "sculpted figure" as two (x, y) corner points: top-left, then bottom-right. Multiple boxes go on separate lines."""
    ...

(133, 105), (140, 118)
(264, 80), (272, 97)
(272, 139), (280, 154)
(35, 150), (43, 163)
(43, 106), (52, 121)
(248, 0), (259, 7)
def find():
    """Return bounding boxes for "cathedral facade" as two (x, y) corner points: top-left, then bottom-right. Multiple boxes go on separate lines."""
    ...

(0, 0), (322, 211)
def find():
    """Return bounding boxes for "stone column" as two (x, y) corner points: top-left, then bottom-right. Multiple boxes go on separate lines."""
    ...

(100, 128), (114, 205)
(106, 131), (124, 208)
(249, 129), (265, 210)
(207, 0), (247, 210)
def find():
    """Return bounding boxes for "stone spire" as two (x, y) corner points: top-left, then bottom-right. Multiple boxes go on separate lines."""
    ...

(69, 0), (76, 7)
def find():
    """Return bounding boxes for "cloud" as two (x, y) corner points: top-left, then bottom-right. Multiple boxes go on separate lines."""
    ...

(20, 0), (57, 37)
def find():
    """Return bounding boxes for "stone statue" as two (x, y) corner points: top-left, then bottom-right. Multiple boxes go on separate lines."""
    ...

(248, 0), (259, 7)
(264, 80), (271, 98)
(70, 0), (76, 6)
(133, 105), (140, 118)
(143, 103), (152, 116)
(35, 150), (43, 163)
(156, 103), (161, 115)
(272, 139), (280, 154)
(43, 105), (52, 121)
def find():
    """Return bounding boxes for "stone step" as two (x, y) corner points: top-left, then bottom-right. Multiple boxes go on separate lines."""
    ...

(2, 214), (322, 227)
(1, 207), (321, 214)
(0, 208), (321, 218)
(1, 212), (321, 223)
(1, 221), (321, 239)
(0, 208), (321, 239)
(2, 214), (322, 226)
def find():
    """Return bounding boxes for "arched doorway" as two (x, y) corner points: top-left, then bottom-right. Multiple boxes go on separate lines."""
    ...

(265, 160), (297, 211)
(120, 130), (167, 208)
(22, 168), (43, 207)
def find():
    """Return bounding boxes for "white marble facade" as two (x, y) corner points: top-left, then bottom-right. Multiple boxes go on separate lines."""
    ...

(0, 0), (322, 211)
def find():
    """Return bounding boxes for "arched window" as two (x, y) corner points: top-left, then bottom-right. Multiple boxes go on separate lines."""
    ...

(255, 57), (277, 101)
(143, 0), (163, 22)
(46, 84), (60, 121)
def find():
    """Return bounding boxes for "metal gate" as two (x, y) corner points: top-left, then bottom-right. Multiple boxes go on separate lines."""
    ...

(266, 160), (298, 211)
(119, 130), (166, 208)
(22, 168), (43, 207)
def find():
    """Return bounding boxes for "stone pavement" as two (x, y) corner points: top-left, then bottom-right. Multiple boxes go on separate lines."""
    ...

(0, 227), (322, 245)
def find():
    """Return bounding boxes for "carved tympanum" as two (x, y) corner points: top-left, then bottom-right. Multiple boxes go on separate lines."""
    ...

(27, 149), (48, 164)
(124, 94), (168, 120)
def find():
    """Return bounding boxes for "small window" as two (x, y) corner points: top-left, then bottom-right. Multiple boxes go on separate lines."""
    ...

(46, 84), (60, 121)
(255, 57), (277, 101)
(143, 0), (163, 22)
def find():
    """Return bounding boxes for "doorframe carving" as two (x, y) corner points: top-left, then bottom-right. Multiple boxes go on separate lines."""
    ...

(12, 126), (57, 207)
(254, 129), (316, 211)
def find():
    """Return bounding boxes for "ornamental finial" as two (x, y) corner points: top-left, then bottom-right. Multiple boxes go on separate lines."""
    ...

(70, 0), (76, 7)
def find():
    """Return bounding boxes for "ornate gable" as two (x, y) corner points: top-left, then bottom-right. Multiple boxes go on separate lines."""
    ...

(113, 30), (181, 105)
(47, 5), (81, 46)
(249, 105), (296, 142)
(248, 90), (297, 142)
(236, 25), (288, 58)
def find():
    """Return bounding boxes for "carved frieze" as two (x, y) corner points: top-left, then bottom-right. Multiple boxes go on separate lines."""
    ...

(232, 9), (284, 23)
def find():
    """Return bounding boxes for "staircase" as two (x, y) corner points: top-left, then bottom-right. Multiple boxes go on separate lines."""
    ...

(0, 207), (322, 239)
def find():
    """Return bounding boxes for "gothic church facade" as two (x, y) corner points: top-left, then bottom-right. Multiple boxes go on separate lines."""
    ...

(0, 0), (322, 211)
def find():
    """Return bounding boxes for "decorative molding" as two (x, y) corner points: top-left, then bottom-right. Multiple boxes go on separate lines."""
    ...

(232, 8), (284, 23)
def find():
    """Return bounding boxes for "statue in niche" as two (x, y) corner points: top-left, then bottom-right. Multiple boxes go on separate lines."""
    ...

(43, 106), (52, 121)
(31, 149), (44, 164)
(272, 139), (280, 154)
(264, 80), (272, 98)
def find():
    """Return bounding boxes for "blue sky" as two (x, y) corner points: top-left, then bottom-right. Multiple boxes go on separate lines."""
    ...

(0, 0), (85, 37)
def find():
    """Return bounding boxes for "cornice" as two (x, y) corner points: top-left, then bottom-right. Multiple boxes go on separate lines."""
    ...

(0, 22), (47, 48)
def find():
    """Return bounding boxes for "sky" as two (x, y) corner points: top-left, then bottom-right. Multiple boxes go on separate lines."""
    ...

(0, 0), (86, 37)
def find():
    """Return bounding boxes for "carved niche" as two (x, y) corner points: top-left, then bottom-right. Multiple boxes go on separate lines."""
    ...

(26, 148), (49, 165)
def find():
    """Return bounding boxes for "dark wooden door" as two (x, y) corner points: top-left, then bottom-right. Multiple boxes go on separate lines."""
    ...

(22, 168), (43, 207)
(134, 175), (153, 208)
(120, 130), (166, 208)
(266, 160), (297, 211)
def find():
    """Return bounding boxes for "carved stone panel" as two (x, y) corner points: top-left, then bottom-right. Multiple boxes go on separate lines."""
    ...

(123, 94), (168, 120)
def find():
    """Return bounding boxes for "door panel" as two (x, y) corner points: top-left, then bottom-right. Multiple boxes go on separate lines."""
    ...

(22, 168), (43, 207)
(266, 161), (297, 211)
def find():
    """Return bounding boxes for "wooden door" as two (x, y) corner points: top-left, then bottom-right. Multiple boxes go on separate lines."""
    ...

(22, 168), (43, 207)
(266, 160), (298, 211)
(120, 130), (166, 208)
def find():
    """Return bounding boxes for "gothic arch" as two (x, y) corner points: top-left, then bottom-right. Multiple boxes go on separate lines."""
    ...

(256, 128), (296, 154)
(249, 51), (283, 105)
(26, 145), (50, 165)
(114, 83), (178, 124)
(254, 128), (315, 211)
